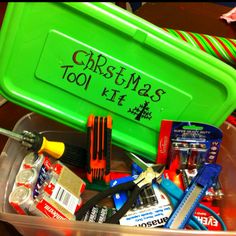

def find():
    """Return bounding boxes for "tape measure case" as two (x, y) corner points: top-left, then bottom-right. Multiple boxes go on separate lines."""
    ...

(0, 2), (235, 161)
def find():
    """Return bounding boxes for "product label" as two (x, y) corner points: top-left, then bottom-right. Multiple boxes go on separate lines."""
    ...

(51, 183), (79, 214)
(33, 157), (52, 198)
(119, 204), (172, 227)
(10, 202), (27, 215)
(194, 205), (221, 230)
(36, 199), (67, 220)
(36, 30), (191, 129)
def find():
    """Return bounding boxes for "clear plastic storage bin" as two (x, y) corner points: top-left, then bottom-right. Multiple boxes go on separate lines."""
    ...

(1, 2), (236, 163)
(0, 112), (235, 236)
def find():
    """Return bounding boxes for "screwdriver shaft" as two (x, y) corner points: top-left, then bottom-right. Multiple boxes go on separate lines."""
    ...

(0, 127), (23, 142)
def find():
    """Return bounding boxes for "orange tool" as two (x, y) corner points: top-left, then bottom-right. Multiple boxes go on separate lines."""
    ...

(86, 115), (112, 184)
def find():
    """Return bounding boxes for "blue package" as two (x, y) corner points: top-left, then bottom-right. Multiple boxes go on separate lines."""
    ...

(110, 175), (135, 210)
(131, 163), (143, 176)
(110, 174), (162, 210)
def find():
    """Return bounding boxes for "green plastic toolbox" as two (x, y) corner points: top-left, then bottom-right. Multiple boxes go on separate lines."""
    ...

(0, 2), (236, 162)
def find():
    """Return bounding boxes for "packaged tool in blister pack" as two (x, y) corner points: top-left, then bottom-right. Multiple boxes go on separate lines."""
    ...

(86, 115), (112, 184)
(157, 120), (223, 168)
(157, 120), (223, 200)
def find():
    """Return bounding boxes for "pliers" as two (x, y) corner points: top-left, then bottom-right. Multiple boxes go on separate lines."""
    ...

(75, 164), (165, 224)
(127, 152), (226, 231)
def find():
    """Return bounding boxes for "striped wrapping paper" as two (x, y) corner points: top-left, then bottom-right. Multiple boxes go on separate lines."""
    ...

(163, 28), (236, 67)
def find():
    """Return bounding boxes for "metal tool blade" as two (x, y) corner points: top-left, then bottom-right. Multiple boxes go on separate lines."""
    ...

(0, 127), (23, 142)
(126, 152), (153, 170)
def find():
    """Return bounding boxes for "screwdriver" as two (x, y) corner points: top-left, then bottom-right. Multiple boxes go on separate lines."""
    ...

(0, 127), (86, 167)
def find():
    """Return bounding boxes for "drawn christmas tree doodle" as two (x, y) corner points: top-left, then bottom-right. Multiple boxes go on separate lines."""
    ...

(128, 101), (152, 121)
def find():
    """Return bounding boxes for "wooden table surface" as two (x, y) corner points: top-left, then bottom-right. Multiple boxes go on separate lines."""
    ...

(0, 2), (235, 235)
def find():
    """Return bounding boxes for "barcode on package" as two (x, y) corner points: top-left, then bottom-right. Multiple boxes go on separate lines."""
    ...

(51, 183), (79, 214)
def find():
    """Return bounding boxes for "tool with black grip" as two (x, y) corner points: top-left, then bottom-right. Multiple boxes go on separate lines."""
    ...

(86, 115), (112, 184)
(76, 164), (165, 224)
(0, 127), (86, 167)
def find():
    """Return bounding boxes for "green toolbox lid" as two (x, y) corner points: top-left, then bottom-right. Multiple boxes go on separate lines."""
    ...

(0, 2), (236, 162)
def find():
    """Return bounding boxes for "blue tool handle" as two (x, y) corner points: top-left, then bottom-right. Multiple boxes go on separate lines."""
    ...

(166, 181), (208, 229)
(192, 163), (222, 188)
(164, 163), (221, 229)
(160, 178), (207, 230)
(105, 185), (141, 224)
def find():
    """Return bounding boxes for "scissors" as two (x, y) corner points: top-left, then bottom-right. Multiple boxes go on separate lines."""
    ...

(75, 159), (165, 224)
